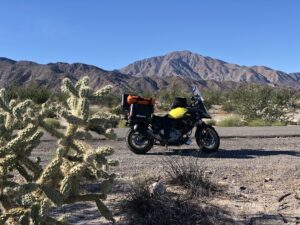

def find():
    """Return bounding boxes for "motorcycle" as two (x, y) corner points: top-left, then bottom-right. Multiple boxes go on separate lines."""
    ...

(121, 86), (220, 154)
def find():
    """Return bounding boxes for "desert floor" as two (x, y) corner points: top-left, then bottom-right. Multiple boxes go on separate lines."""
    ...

(33, 127), (300, 225)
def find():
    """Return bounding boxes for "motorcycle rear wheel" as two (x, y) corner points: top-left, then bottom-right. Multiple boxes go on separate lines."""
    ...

(126, 129), (154, 154)
(195, 125), (220, 152)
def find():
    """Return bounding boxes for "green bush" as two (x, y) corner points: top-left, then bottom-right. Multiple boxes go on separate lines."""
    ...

(271, 121), (287, 126)
(248, 119), (271, 127)
(217, 116), (245, 127)
(224, 84), (298, 122)
(202, 90), (226, 110)
(156, 83), (190, 105)
(222, 100), (235, 112)
(204, 119), (216, 126)
(117, 119), (127, 128)
(6, 83), (51, 104)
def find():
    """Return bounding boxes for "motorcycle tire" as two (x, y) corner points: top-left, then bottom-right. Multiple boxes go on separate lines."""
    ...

(195, 125), (220, 152)
(126, 129), (154, 154)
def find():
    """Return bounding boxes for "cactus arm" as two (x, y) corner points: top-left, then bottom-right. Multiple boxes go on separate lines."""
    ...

(15, 163), (34, 182)
(24, 131), (43, 156)
(20, 158), (43, 179)
(60, 163), (86, 198)
(37, 157), (62, 185)
(0, 124), (38, 157)
(92, 85), (113, 100)
(61, 78), (79, 97)
(0, 79), (118, 222)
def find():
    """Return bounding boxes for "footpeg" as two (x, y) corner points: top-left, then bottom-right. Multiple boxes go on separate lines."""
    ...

(185, 138), (192, 145)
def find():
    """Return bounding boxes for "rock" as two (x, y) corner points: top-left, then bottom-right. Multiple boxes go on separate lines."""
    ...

(239, 193), (249, 199)
(264, 177), (273, 182)
(295, 191), (300, 200)
(240, 186), (247, 191)
(149, 181), (165, 195)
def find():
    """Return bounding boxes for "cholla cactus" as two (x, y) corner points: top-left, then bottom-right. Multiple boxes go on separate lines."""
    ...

(0, 77), (118, 224)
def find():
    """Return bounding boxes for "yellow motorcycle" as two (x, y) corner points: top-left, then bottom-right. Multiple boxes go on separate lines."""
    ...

(122, 86), (220, 154)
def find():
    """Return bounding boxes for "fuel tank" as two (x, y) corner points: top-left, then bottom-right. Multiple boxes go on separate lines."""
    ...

(168, 107), (188, 119)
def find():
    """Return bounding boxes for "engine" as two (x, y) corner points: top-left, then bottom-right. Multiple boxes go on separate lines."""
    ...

(169, 128), (182, 140)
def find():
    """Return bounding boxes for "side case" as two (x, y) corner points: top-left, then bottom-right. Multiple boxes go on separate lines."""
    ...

(129, 104), (154, 122)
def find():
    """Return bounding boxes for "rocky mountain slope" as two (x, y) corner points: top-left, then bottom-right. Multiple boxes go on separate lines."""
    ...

(0, 51), (299, 94)
(0, 57), (237, 93)
(120, 51), (300, 88)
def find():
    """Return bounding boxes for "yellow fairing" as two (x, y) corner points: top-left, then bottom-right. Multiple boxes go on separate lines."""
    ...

(168, 107), (188, 119)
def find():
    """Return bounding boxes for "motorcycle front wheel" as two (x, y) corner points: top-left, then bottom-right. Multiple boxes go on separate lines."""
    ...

(126, 129), (154, 154)
(195, 125), (220, 152)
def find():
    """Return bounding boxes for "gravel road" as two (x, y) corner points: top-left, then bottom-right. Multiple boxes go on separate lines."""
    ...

(113, 126), (300, 139)
(33, 127), (300, 224)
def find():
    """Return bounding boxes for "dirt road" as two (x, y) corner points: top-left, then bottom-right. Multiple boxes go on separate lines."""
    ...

(33, 128), (300, 224)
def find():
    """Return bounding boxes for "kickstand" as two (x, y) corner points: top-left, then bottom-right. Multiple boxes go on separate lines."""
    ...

(165, 144), (170, 152)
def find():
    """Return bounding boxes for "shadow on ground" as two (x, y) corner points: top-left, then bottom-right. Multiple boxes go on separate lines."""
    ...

(147, 148), (300, 159)
(238, 214), (300, 224)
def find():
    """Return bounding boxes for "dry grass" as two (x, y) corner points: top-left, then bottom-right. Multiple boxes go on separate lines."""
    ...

(121, 175), (232, 225)
(163, 157), (221, 198)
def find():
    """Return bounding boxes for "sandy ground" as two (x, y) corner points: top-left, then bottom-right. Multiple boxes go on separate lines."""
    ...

(31, 133), (300, 225)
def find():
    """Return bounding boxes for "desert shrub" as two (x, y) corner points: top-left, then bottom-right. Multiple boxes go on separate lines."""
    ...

(110, 105), (122, 115)
(247, 119), (271, 127)
(224, 84), (298, 122)
(122, 175), (229, 225)
(93, 93), (120, 108)
(50, 91), (69, 106)
(117, 119), (127, 128)
(204, 119), (216, 126)
(8, 83), (51, 104)
(222, 100), (235, 112)
(202, 90), (226, 110)
(156, 103), (170, 111)
(271, 121), (287, 126)
(217, 116), (246, 127)
(163, 158), (220, 198)
(0, 77), (118, 224)
(6, 83), (69, 106)
(43, 118), (61, 129)
(156, 83), (190, 105)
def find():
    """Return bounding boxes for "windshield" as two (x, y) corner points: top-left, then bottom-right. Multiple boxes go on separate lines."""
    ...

(192, 86), (204, 101)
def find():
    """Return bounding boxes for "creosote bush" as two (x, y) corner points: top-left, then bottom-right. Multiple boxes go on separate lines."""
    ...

(0, 77), (118, 224)
(5, 83), (51, 105)
(163, 158), (220, 198)
(217, 116), (246, 127)
(122, 175), (231, 225)
(224, 84), (299, 122)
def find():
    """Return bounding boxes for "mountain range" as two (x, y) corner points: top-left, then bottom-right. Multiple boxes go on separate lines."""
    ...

(0, 51), (299, 94)
(120, 51), (300, 88)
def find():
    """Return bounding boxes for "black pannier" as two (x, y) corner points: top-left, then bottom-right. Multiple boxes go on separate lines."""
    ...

(121, 94), (130, 111)
(129, 104), (154, 122)
(171, 97), (187, 109)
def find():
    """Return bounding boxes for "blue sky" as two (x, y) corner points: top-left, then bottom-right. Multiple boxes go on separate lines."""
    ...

(0, 0), (299, 72)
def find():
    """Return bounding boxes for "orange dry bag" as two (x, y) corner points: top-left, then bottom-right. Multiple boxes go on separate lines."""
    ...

(127, 95), (155, 105)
